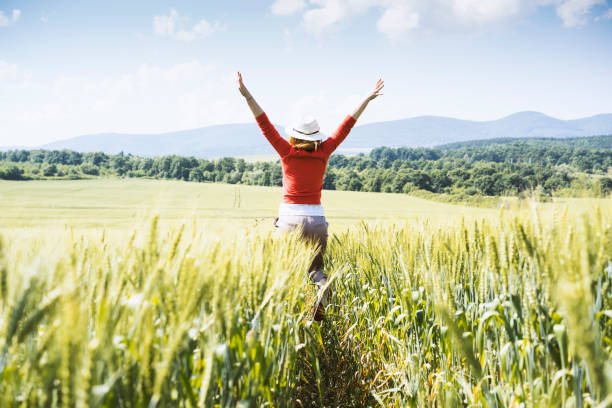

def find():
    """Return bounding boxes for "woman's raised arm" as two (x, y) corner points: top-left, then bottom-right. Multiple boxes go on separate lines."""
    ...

(238, 72), (290, 156)
(237, 72), (263, 117)
(323, 79), (385, 153)
(351, 78), (384, 121)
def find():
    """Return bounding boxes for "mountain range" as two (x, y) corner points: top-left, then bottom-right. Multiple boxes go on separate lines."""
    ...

(5, 111), (612, 157)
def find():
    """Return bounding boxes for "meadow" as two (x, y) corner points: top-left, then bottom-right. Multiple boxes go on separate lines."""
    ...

(0, 179), (611, 407)
(0, 179), (501, 230)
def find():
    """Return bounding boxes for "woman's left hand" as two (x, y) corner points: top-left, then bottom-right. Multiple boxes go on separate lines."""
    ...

(367, 78), (384, 101)
(352, 78), (384, 120)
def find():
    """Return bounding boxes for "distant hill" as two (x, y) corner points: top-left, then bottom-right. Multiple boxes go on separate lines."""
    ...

(346, 112), (612, 150)
(436, 134), (612, 150)
(4, 111), (611, 158)
(41, 123), (284, 158)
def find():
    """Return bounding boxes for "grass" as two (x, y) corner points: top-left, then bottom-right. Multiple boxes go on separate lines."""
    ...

(0, 179), (611, 407)
(0, 179), (500, 230)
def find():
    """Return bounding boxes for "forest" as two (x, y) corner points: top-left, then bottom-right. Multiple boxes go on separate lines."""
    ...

(2, 135), (612, 199)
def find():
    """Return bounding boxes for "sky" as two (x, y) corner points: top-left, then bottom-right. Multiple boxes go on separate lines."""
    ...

(1, 0), (612, 146)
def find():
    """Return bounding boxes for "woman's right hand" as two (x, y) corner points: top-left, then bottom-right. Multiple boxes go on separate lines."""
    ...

(237, 72), (250, 98)
(238, 72), (263, 116)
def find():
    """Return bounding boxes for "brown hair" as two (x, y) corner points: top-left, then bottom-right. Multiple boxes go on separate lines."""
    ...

(289, 137), (321, 152)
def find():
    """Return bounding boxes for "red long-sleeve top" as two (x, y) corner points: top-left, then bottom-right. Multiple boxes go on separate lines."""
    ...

(256, 112), (357, 204)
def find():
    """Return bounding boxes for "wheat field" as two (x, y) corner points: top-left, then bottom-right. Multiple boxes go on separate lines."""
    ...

(0, 180), (610, 407)
(0, 179), (503, 230)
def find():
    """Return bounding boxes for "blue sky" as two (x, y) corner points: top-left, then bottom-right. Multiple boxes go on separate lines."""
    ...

(1, 0), (612, 146)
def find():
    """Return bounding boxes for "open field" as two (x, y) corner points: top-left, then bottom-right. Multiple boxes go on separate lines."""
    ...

(2, 179), (609, 230)
(0, 179), (504, 230)
(0, 179), (611, 407)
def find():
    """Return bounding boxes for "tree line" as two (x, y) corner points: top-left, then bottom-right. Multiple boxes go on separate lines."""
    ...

(437, 134), (612, 150)
(1, 140), (611, 198)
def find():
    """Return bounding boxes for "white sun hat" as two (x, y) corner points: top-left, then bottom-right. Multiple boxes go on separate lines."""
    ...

(285, 115), (327, 141)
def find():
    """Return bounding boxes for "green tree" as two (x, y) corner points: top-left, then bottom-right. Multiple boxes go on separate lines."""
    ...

(600, 177), (612, 196)
(80, 164), (99, 176)
(0, 165), (25, 180)
(43, 164), (57, 177)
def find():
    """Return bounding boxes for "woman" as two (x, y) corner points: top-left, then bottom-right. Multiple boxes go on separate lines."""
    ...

(237, 72), (384, 321)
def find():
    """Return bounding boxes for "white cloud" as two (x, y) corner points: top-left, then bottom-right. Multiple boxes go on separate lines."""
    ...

(300, 0), (525, 37)
(556, 0), (605, 27)
(40, 11), (54, 23)
(594, 6), (612, 20)
(452, 0), (522, 24)
(271, 0), (306, 15)
(282, 0), (529, 38)
(153, 9), (224, 41)
(272, 0), (609, 40)
(0, 60), (19, 80)
(176, 19), (215, 41)
(153, 10), (177, 37)
(302, 0), (347, 34)
(376, 6), (420, 40)
(0, 9), (21, 26)
(302, 0), (373, 35)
